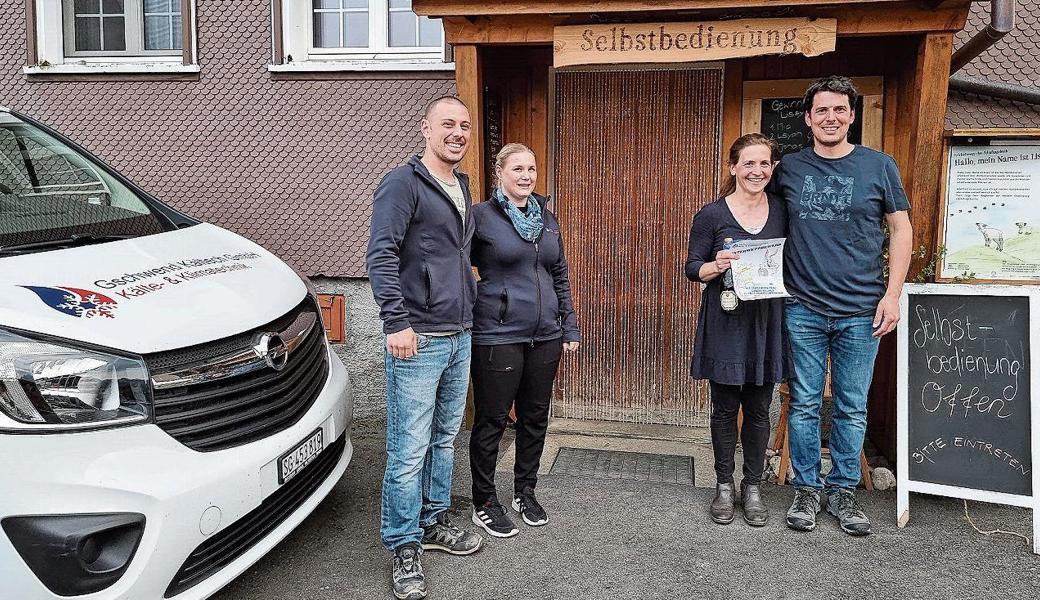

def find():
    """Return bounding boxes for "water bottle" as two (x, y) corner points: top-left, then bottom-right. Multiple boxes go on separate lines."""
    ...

(720, 237), (741, 315)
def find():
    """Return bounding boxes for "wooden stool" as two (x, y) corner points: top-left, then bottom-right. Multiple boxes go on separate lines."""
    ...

(771, 383), (873, 490)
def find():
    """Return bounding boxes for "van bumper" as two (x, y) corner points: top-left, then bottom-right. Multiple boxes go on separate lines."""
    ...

(0, 347), (353, 600)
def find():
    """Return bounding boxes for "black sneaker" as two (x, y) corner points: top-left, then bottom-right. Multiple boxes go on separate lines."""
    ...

(512, 487), (549, 527)
(825, 488), (872, 536)
(422, 512), (485, 554)
(471, 498), (519, 538)
(785, 487), (821, 532)
(391, 543), (426, 600)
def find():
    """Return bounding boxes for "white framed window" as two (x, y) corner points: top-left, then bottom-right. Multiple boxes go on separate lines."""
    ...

(275, 0), (452, 72)
(63, 0), (182, 57)
(26, 0), (199, 75)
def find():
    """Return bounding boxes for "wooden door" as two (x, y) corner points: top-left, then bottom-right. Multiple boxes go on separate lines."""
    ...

(552, 67), (722, 427)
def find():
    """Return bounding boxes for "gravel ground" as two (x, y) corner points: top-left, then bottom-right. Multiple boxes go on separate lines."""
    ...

(214, 424), (1039, 600)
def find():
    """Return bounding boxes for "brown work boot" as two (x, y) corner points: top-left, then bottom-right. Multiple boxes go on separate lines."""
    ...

(741, 482), (769, 527)
(710, 481), (735, 524)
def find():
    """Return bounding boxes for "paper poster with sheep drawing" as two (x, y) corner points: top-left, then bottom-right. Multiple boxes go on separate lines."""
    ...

(939, 142), (1040, 282)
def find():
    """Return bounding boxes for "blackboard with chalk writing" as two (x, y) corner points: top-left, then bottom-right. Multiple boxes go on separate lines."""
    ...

(906, 292), (1032, 495)
(760, 96), (865, 157)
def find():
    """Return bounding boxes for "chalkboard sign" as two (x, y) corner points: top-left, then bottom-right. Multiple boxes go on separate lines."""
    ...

(897, 284), (1040, 554)
(906, 293), (1031, 494)
(759, 95), (865, 157)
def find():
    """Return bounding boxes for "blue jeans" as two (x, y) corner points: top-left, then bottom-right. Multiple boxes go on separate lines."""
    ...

(380, 330), (471, 552)
(785, 301), (879, 490)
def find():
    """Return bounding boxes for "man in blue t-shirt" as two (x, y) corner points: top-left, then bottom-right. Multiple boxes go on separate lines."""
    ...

(771, 76), (912, 536)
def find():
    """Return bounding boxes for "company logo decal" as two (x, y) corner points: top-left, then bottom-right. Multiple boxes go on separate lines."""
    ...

(22, 286), (119, 319)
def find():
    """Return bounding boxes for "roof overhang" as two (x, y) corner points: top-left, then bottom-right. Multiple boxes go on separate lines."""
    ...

(413, 0), (970, 17)
(415, 1), (973, 43)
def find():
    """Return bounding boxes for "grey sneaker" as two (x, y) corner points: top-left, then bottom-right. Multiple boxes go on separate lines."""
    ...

(826, 488), (872, 536)
(785, 487), (821, 531)
(421, 512), (484, 555)
(391, 543), (426, 600)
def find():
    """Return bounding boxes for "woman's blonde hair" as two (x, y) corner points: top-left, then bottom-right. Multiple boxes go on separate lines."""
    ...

(719, 133), (780, 198)
(493, 143), (536, 189)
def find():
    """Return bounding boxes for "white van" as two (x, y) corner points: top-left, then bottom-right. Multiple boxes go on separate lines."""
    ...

(0, 107), (353, 599)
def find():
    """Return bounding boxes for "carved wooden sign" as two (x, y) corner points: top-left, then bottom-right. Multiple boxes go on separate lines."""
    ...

(553, 18), (837, 67)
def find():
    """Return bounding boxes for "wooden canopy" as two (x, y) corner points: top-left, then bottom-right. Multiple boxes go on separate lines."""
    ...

(413, 0), (975, 455)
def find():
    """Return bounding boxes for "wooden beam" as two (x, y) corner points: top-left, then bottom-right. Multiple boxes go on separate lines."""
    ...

(906, 33), (954, 269)
(743, 76), (883, 97)
(721, 59), (743, 182)
(819, 5), (967, 36)
(441, 6), (967, 46)
(443, 16), (553, 44)
(418, 0), (911, 17)
(453, 45), (485, 203)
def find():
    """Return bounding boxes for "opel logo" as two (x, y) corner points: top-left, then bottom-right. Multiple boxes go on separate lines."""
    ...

(254, 332), (289, 371)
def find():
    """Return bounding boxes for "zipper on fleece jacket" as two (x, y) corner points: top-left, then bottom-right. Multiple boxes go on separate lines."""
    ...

(413, 160), (469, 328)
(531, 237), (544, 346)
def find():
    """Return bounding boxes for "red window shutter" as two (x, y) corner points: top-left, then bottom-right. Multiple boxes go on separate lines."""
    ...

(317, 294), (346, 343)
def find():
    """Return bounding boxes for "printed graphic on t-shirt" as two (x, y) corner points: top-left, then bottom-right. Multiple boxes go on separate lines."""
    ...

(798, 175), (854, 221)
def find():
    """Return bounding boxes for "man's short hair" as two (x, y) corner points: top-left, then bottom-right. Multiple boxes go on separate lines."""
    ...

(423, 95), (468, 120)
(802, 76), (858, 113)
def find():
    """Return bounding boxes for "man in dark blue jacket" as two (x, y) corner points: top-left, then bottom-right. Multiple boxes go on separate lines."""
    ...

(366, 96), (482, 600)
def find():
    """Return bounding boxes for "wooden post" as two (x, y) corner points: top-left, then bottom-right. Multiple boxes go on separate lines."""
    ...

(454, 44), (483, 429)
(720, 59), (743, 183)
(905, 33), (954, 269)
(453, 45), (485, 202)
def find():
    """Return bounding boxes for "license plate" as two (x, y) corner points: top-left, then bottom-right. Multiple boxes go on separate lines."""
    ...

(278, 428), (324, 484)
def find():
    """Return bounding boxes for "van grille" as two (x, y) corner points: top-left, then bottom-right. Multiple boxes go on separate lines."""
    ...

(164, 433), (346, 598)
(145, 299), (329, 452)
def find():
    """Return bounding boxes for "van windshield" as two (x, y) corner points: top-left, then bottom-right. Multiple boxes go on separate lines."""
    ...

(0, 112), (165, 254)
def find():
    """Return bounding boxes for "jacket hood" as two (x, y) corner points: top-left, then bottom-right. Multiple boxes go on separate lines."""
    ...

(0, 223), (307, 354)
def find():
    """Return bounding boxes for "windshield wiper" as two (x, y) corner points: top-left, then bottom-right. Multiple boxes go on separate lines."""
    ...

(0, 233), (137, 255)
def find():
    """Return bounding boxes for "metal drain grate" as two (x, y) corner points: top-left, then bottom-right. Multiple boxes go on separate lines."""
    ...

(549, 448), (695, 485)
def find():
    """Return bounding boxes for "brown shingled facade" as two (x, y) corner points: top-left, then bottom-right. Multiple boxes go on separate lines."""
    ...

(947, 0), (1040, 128)
(0, 0), (453, 278)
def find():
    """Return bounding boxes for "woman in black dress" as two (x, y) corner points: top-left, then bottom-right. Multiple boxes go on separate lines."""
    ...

(685, 133), (792, 526)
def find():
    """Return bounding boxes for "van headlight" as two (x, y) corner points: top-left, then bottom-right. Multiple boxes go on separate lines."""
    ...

(0, 329), (151, 431)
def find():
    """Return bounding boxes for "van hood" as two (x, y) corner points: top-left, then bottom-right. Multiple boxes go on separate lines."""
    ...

(0, 223), (309, 354)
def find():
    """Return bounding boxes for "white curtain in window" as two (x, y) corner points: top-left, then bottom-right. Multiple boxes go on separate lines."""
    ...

(144, 0), (182, 51)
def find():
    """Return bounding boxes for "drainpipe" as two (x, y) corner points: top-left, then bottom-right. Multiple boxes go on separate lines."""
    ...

(947, 0), (1037, 105)
(949, 74), (1040, 105)
(950, 0), (1016, 74)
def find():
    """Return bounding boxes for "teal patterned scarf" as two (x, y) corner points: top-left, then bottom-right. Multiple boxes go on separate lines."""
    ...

(495, 188), (544, 242)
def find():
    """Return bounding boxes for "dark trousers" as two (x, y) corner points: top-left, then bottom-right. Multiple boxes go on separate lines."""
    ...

(709, 381), (774, 485)
(469, 338), (563, 504)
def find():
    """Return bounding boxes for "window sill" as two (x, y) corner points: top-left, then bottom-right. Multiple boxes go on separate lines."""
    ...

(23, 62), (201, 75)
(268, 59), (455, 73)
